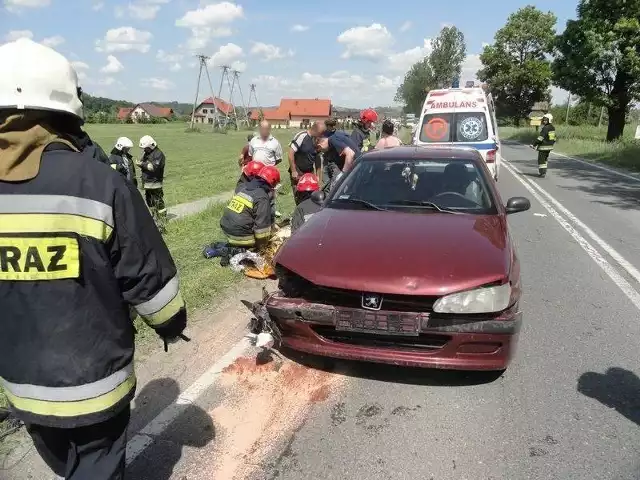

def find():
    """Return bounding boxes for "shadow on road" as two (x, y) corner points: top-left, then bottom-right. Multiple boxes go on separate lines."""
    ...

(577, 367), (640, 427)
(281, 348), (504, 387)
(127, 378), (215, 480)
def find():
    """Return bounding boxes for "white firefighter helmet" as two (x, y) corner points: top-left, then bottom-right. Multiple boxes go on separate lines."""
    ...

(139, 135), (157, 149)
(0, 38), (83, 119)
(115, 137), (133, 150)
(542, 113), (553, 122)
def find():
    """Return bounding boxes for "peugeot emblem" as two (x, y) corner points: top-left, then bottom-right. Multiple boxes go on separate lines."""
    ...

(361, 293), (383, 311)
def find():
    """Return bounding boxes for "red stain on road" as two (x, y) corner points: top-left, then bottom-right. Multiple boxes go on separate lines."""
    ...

(309, 384), (331, 403)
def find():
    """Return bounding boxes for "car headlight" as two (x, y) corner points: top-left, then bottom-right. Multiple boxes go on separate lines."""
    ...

(432, 283), (511, 314)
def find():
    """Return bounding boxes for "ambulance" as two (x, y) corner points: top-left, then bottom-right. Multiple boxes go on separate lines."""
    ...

(413, 86), (501, 181)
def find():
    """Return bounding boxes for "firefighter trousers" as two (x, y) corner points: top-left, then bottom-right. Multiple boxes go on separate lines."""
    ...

(537, 150), (550, 176)
(26, 406), (130, 480)
(144, 188), (166, 217)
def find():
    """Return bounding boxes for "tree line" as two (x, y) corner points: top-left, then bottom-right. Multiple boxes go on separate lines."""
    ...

(395, 0), (640, 141)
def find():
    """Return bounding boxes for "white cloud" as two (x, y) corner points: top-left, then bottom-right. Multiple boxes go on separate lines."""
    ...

(169, 63), (182, 72)
(250, 42), (293, 61)
(156, 49), (183, 63)
(4, 0), (50, 13)
(140, 77), (174, 90)
(176, 1), (244, 51)
(291, 24), (309, 32)
(3, 30), (33, 42)
(388, 39), (432, 71)
(399, 21), (412, 32)
(209, 42), (244, 67)
(92, 1), (104, 11)
(95, 27), (153, 53)
(115, 0), (170, 20)
(97, 77), (116, 86)
(337, 23), (393, 60)
(41, 35), (64, 47)
(100, 55), (124, 74)
(71, 60), (89, 81)
(461, 54), (482, 83)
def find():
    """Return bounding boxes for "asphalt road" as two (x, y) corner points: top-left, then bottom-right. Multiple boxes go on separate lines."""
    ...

(7, 142), (640, 480)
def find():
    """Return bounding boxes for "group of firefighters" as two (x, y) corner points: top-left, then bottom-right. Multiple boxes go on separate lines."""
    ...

(0, 36), (557, 480)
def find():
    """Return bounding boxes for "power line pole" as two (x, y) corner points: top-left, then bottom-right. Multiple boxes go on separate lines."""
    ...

(201, 58), (220, 130)
(233, 70), (250, 127)
(217, 65), (229, 128)
(247, 83), (259, 114)
(565, 93), (571, 124)
(189, 54), (209, 129)
(225, 69), (239, 130)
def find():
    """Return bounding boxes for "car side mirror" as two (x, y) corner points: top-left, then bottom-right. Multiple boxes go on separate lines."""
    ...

(505, 196), (531, 214)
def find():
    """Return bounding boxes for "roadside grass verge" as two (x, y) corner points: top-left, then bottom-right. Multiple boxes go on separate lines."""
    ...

(500, 126), (640, 172)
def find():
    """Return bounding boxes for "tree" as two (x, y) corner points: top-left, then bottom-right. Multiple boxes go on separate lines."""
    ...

(477, 6), (556, 125)
(552, 0), (640, 141)
(395, 26), (466, 114)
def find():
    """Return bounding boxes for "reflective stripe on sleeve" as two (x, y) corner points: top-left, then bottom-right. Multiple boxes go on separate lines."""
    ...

(0, 214), (112, 241)
(134, 276), (186, 327)
(225, 234), (256, 246)
(0, 195), (114, 227)
(0, 364), (135, 417)
(254, 227), (271, 239)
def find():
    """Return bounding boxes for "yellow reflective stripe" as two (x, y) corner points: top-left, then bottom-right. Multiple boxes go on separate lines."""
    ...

(536, 136), (544, 141)
(142, 291), (185, 327)
(110, 164), (118, 170)
(538, 146), (553, 151)
(0, 214), (112, 241)
(226, 234), (255, 246)
(4, 373), (135, 418)
(0, 236), (80, 281)
(539, 164), (548, 168)
(254, 227), (271, 239)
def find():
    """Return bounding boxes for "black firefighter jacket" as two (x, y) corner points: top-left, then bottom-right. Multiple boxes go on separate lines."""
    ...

(0, 142), (186, 428)
(140, 147), (166, 188)
(220, 178), (273, 246)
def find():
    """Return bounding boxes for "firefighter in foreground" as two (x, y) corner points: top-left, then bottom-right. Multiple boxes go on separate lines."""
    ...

(350, 108), (378, 153)
(0, 38), (188, 479)
(138, 134), (167, 221)
(220, 165), (281, 247)
(530, 113), (556, 178)
(291, 173), (325, 233)
(109, 136), (137, 187)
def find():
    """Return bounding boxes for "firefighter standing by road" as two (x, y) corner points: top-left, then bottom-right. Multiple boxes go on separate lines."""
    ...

(530, 113), (556, 178)
(220, 165), (281, 247)
(350, 108), (378, 153)
(0, 38), (188, 479)
(109, 136), (138, 187)
(138, 135), (167, 221)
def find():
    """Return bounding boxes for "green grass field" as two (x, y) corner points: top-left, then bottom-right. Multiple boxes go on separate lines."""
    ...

(499, 125), (640, 172)
(85, 123), (300, 206)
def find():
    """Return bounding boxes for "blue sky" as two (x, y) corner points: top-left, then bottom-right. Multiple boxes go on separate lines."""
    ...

(1, 0), (576, 108)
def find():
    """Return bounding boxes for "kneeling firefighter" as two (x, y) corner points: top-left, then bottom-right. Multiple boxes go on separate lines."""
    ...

(530, 113), (556, 178)
(235, 159), (265, 192)
(291, 173), (324, 233)
(0, 38), (188, 479)
(220, 165), (281, 247)
(109, 136), (137, 187)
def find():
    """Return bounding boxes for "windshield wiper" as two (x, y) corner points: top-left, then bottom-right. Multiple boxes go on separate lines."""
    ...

(330, 198), (386, 211)
(387, 200), (462, 214)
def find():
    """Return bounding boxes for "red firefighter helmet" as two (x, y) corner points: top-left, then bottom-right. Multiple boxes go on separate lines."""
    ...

(360, 108), (378, 123)
(296, 173), (320, 192)
(257, 165), (281, 187)
(242, 160), (264, 178)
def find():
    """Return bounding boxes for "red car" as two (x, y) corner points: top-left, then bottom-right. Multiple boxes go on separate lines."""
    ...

(264, 146), (530, 371)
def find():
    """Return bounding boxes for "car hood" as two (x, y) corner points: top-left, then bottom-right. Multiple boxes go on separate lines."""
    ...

(276, 208), (511, 296)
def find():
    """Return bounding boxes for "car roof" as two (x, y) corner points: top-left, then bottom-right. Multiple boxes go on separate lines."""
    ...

(360, 145), (484, 163)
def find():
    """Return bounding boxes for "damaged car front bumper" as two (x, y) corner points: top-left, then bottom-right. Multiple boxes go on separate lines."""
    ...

(260, 293), (521, 371)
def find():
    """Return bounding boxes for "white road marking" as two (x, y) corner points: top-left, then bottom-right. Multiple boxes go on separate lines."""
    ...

(126, 336), (253, 465)
(533, 213), (547, 217)
(505, 158), (640, 287)
(502, 160), (640, 311)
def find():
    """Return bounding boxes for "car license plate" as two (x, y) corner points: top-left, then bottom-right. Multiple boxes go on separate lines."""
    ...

(335, 309), (422, 336)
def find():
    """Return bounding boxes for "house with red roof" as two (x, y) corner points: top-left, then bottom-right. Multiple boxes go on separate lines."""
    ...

(191, 96), (235, 124)
(127, 103), (174, 123)
(249, 98), (332, 129)
(249, 107), (291, 128)
(117, 107), (133, 121)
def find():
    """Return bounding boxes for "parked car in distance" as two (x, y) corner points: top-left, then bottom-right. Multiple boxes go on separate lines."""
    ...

(266, 146), (530, 371)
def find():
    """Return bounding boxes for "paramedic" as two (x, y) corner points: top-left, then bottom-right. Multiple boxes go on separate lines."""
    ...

(109, 136), (137, 186)
(220, 165), (281, 247)
(291, 174), (324, 233)
(138, 135), (166, 220)
(350, 108), (378, 152)
(530, 113), (556, 178)
(0, 38), (188, 479)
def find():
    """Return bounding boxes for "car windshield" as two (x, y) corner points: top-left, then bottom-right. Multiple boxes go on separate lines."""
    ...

(328, 158), (496, 214)
(419, 112), (489, 143)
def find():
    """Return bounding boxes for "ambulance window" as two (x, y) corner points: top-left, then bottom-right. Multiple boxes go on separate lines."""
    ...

(419, 113), (453, 143)
(454, 113), (488, 142)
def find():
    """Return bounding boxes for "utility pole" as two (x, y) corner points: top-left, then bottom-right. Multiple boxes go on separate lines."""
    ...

(598, 106), (605, 127)
(247, 83), (259, 115)
(587, 103), (592, 123)
(217, 65), (229, 128)
(565, 93), (571, 124)
(225, 69), (239, 130)
(233, 70), (250, 127)
(189, 54), (209, 129)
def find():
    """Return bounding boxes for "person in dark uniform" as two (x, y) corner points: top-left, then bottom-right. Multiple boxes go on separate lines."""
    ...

(350, 108), (378, 153)
(316, 130), (362, 191)
(109, 136), (137, 187)
(138, 135), (166, 222)
(287, 121), (325, 205)
(235, 159), (264, 192)
(0, 37), (188, 480)
(530, 113), (556, 178)
(291, 173), (324, 233)
(220, 165), (281, 247)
